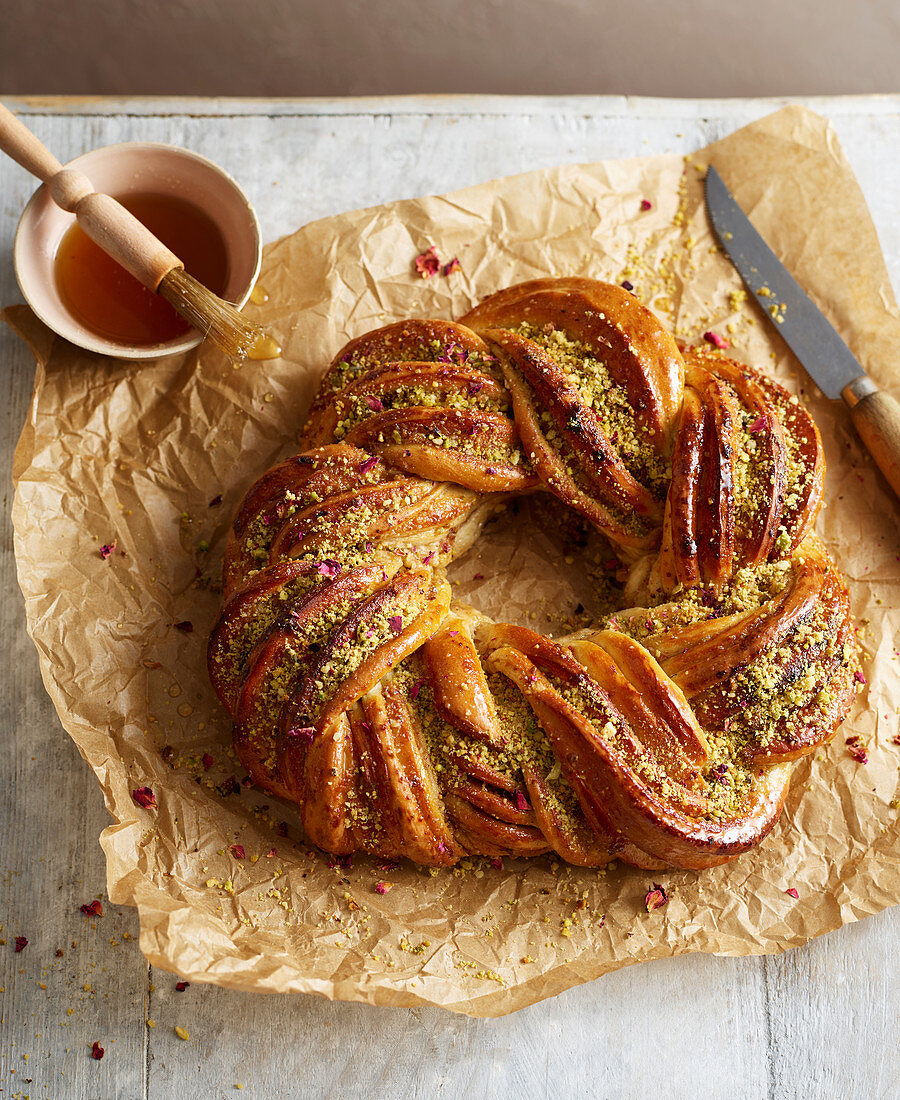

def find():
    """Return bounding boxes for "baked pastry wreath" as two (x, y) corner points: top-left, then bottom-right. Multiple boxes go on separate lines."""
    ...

(208, 278), (858, 871)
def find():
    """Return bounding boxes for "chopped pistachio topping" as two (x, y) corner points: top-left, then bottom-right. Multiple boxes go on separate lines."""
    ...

(513, 322), (670, 492)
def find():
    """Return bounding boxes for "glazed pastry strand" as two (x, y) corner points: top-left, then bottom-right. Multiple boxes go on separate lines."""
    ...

(209, 278), (858, 870)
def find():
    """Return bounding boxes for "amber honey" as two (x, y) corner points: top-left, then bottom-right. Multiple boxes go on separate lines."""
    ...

(54, 192), (230, 345)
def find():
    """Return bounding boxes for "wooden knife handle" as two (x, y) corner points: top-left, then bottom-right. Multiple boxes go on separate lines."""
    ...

(846, 385), (900, 500)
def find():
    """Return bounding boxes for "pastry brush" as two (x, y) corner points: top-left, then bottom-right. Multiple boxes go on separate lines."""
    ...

(0, 102), (276, 361)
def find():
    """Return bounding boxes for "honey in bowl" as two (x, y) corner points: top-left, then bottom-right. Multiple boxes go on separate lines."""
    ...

(54, 192), (230, 346)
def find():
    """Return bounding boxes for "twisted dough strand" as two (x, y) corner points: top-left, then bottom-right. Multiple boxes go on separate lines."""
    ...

(209, 279), (858, 870)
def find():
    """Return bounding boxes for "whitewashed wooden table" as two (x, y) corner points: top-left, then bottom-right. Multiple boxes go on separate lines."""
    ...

(1, 94), (899, 1100)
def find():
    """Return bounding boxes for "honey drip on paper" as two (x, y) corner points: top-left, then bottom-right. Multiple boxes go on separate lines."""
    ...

(239, 283), (280, 360)
(54, 192), (230, 346)
(247, 333), (282, 360)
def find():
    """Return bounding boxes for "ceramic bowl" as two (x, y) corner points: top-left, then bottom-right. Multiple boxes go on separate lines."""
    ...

(14, 142), (262, 360)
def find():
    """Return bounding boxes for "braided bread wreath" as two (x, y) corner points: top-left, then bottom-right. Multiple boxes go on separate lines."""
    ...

(208, 277), (859, 872)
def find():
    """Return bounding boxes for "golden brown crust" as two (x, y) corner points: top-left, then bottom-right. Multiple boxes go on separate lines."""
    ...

(208, 278), (859, 871)
(657, 349), (825, 591)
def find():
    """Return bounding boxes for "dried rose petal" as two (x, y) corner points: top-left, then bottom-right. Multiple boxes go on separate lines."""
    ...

(645, 883), (668, 912)
(388, 615), (403, 634)
(473, 573), (484, 580)
(174, 620), (194, 633)
(338, 853), (353, 869)
(422, 552), (435, 565)
(132, 786), (156, 809)
(15, 936), (28, 952)
(785, 887), (799, 899)
(621, 280), (634, 291)
(703, 330), (730, 350)
(364, 394), (384, 412)
(216, 775), (239, 797)
(467, 380), (485, 396)
(80, 900), (103, 918)
(748, 416), (768, 433)
(316, 559), (342, 578)
(359, 455), (379, 474)
(640, 199), (652, 211)
(266, 848), (277, 858)
(437, 342), (461, 363)
(91, 1041), (105, 1060)
(99, 541), (117, 560)
(201, 753), (215, 770)
(374, 881), (392, 895)
(175, 980), (189, 992)
(378, 859), (400, 872)
(854, 669), (867, 685)
(410, 679), (425, 700)
(415, 245), (440, 278)
(209, 494), (223, 507)
(437, 841), (450, 854)
(442, 257), (461, 276)
(489, 857), (503, 870)
(848, 744), (869, 764)
(287, 726), (316, 743)
(514, 791), (528, 813)
(229, 844), (245, 860)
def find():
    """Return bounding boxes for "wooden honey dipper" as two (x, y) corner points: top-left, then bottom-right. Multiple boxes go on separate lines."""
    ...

(0, 102), (279, 361)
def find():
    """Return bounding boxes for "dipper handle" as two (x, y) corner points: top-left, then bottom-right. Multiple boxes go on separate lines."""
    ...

(0, 101), (182, 291)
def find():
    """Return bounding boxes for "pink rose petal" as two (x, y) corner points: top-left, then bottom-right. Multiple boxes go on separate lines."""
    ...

(415, 246), (440, 278)
(132, 786), (156, 809)
(703, 330), (730, 350)
(287, 726), (316, 743)
(645, 884), (668, 912)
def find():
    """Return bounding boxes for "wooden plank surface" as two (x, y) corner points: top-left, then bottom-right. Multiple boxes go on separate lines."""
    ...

(0, 94), (898, 1100)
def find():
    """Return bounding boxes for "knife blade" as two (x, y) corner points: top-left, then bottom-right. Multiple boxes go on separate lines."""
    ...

(705, 165), (866, 400)
(705, 164), (900, 500)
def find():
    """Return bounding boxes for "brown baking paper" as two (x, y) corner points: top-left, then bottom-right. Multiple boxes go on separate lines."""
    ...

(7, 105), (900, 1017)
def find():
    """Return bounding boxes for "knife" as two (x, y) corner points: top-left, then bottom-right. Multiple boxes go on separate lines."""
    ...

(705, 165), (900, 499)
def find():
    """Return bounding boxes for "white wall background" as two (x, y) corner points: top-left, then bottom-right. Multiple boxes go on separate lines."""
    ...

(2, 0), (899, 97)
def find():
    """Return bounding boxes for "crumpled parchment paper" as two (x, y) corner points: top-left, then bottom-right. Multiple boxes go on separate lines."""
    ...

(6, 104), (900, 1017)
